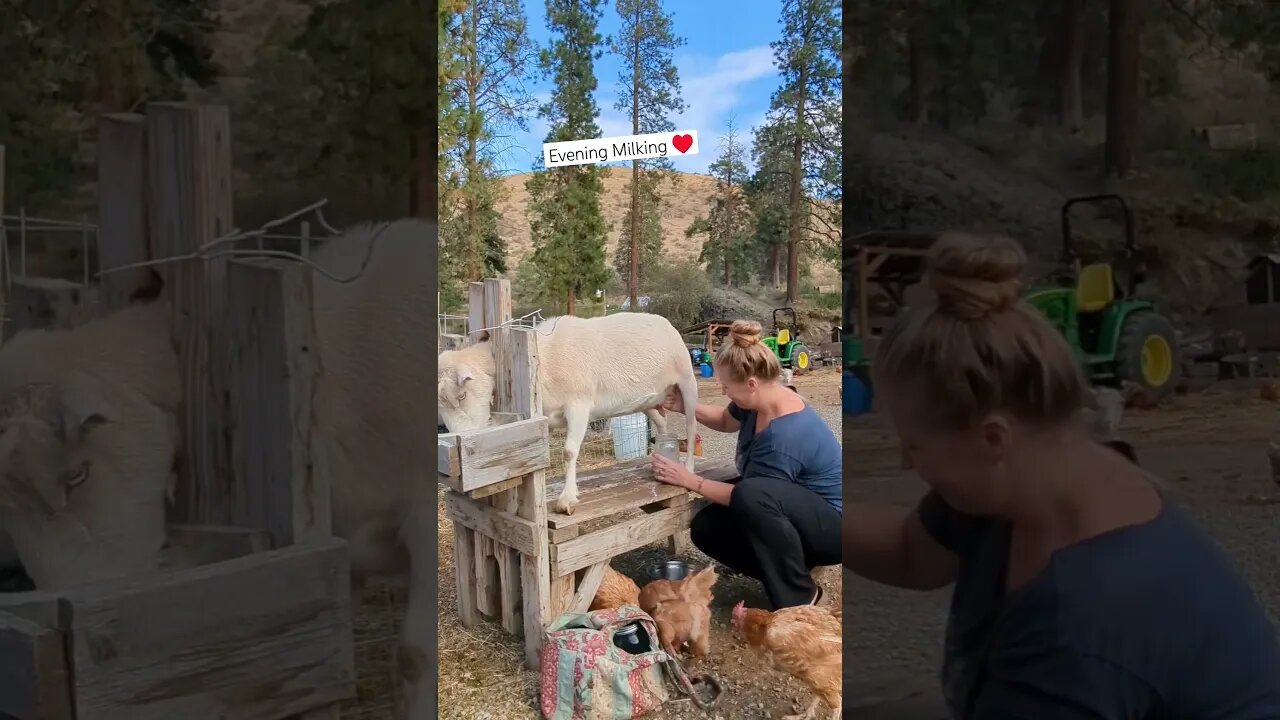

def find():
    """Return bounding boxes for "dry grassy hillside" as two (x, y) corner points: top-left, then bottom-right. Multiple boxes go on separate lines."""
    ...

(494, 169), (839, 286)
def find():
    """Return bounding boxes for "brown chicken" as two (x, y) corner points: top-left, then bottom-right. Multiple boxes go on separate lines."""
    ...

(731, 601), (842, 720)
(590, 565), (642, 611)
(637, 565), (718, 661)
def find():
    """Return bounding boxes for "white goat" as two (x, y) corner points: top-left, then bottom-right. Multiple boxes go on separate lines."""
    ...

(438, 312), (699, 515)
(0, 219), (436, 716)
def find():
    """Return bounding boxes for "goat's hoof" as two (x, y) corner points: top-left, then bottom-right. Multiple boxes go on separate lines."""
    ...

(553, 495), (578, 515)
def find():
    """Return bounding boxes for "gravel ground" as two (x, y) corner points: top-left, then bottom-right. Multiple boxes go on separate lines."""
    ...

(436, 367), (845, 720)
(840, 379), (1280, 715)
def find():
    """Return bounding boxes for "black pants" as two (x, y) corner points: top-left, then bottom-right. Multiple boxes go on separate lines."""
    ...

(689, 476), (842, 609)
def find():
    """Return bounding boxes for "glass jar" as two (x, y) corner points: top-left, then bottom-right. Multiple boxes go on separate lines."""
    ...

(613, 622), (652, 655)
(654, 433), (680, 462)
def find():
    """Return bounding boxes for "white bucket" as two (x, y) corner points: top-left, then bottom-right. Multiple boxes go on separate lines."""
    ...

(609, 413), (649, 460)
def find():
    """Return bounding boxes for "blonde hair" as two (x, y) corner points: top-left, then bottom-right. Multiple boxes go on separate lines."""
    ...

(714, 320), (782, 384)
(873, 233), (1087, 430)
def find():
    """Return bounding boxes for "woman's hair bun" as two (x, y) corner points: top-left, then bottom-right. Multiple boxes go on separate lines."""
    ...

(926, 233), (1027, 321)
(728, 319), (764, 348)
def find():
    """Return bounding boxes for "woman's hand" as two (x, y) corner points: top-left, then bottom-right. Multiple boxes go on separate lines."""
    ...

(662, 388), (686, 416)
(652, 452), (698, 490)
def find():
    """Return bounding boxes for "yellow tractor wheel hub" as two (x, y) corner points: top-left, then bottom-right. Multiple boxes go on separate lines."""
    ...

(1140, 335), (1173, 387)
(796, 351), (809, 369)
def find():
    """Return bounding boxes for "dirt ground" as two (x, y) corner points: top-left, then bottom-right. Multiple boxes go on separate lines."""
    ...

(435, 367), (844, 720)
(840, 379), (1280, 717)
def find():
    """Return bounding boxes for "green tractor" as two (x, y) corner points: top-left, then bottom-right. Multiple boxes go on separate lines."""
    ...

(1024, 194), (1180, 399)
(762, 307), (813, 375)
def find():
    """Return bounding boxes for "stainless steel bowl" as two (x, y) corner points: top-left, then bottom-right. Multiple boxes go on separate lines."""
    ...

(656, 559), (689, 581)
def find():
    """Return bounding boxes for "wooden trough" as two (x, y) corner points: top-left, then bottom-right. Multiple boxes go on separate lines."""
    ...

(0, 104), (355, 718)
(438, 278), (733, 667)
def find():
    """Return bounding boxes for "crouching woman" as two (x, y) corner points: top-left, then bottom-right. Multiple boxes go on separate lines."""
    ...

(650, 320), (841, 609)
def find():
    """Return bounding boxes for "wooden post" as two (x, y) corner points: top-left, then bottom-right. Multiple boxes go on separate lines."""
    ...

(227, 258), (328, 548)
(97, 114), (152, 311)
(146, 102), (235, 527)
(476, 279), (551, 667)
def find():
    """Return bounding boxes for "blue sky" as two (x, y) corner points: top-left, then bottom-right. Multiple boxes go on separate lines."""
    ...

(497, 0), (790, 176)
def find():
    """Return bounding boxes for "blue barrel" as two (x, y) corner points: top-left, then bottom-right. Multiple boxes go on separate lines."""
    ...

(843, 371), (873, 415)
(699, 362), (713, 378)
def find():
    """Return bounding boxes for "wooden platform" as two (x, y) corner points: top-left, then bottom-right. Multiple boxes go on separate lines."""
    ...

(440, 429), (735, 667)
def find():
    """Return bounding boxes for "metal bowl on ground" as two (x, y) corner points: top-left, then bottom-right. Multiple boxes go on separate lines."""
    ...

(654, 559), (689, 582)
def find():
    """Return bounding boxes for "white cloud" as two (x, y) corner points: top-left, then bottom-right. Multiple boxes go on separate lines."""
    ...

(502, 45), (780, 175)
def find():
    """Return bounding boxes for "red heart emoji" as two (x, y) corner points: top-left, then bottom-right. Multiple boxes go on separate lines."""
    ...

(672, 134), (693, 153)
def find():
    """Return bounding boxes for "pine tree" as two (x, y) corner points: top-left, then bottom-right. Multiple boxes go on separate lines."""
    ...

(609, 0), (686, 307)
(611, 170), (665, 286)
(747, 118), (793, 289)
(691, 118), (754, 287)
(243, 0), (433, 218)
(768, 0), (841, 303)
(448, 0), (535, 283)
(525, 0), (611, 315)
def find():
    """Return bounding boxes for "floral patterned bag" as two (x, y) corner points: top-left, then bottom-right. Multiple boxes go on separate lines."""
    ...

(538, 604), (719, 720)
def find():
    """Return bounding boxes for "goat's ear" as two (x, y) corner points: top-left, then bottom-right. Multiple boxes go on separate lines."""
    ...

(456, 367), (474, 385)
(55, 376), (110, 444)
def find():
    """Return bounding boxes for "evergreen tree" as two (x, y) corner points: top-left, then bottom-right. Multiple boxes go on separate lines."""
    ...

(691, 118), (755, 286)
(243, 0), (433, 218)
(609, 0), (686, 306)
(525, 0), (611, 315)
(447, 0), (536, 283)
(769, 0), (841, 304)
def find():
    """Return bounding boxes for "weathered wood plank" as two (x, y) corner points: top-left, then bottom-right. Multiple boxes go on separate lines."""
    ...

(227, 258), (329, 547)
(469, 476), (522, 499)
(474, 533), (498, 618)
(468, 282), (486, 344)
(437, 417), (550, 492)
(546, 460), (735, 529)
(550, 573), (575, 619)
(454, 525), (479, 627)
(97, 113), (152, 310)
(0, 610), (72, 720)
(444, 492), (540, 557)
(146, 102), (234, 528)
(0, 592), (64, 630)
(567, 562), (610, 614)
(551, 504), (702, 577)
(62, 538), (354, 720)
(502, 327), (551, 667)
(165, 523), (272, 565)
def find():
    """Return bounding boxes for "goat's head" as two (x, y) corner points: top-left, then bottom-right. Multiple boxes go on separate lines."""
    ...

(437, 342), (496, 432)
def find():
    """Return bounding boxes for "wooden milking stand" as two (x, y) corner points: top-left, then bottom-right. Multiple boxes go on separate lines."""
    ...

(439, 279), (735, 667)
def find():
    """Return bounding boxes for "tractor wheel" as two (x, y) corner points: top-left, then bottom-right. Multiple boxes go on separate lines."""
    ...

(1115, 311), (1179, 401)
(792, 344), (812, 375)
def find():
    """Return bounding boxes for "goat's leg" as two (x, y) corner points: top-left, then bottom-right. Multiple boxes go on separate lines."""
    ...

(677, 374), (699, 471)
(553, 404), (590, 515)
(397, 500), (436, 717)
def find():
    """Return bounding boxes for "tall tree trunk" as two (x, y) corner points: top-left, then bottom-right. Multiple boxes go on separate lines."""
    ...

(770, 245), (782, 289)
(628, 3), (641, 310)
(1105, 0), (1140, 177)
(96, 0), (128, 112)
(907, 9), (929, 125)
(409, 134), (434, 218)
(1059, 0), (1087, 133)
(464, 2), (481, 279)
(567, 288), (576, 315)
(786, 72), (808, 305)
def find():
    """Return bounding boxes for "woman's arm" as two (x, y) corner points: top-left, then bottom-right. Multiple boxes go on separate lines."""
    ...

(650, 453), (735, 505)
(843, 503), (959, 590)
(694, 403), (740, 433)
